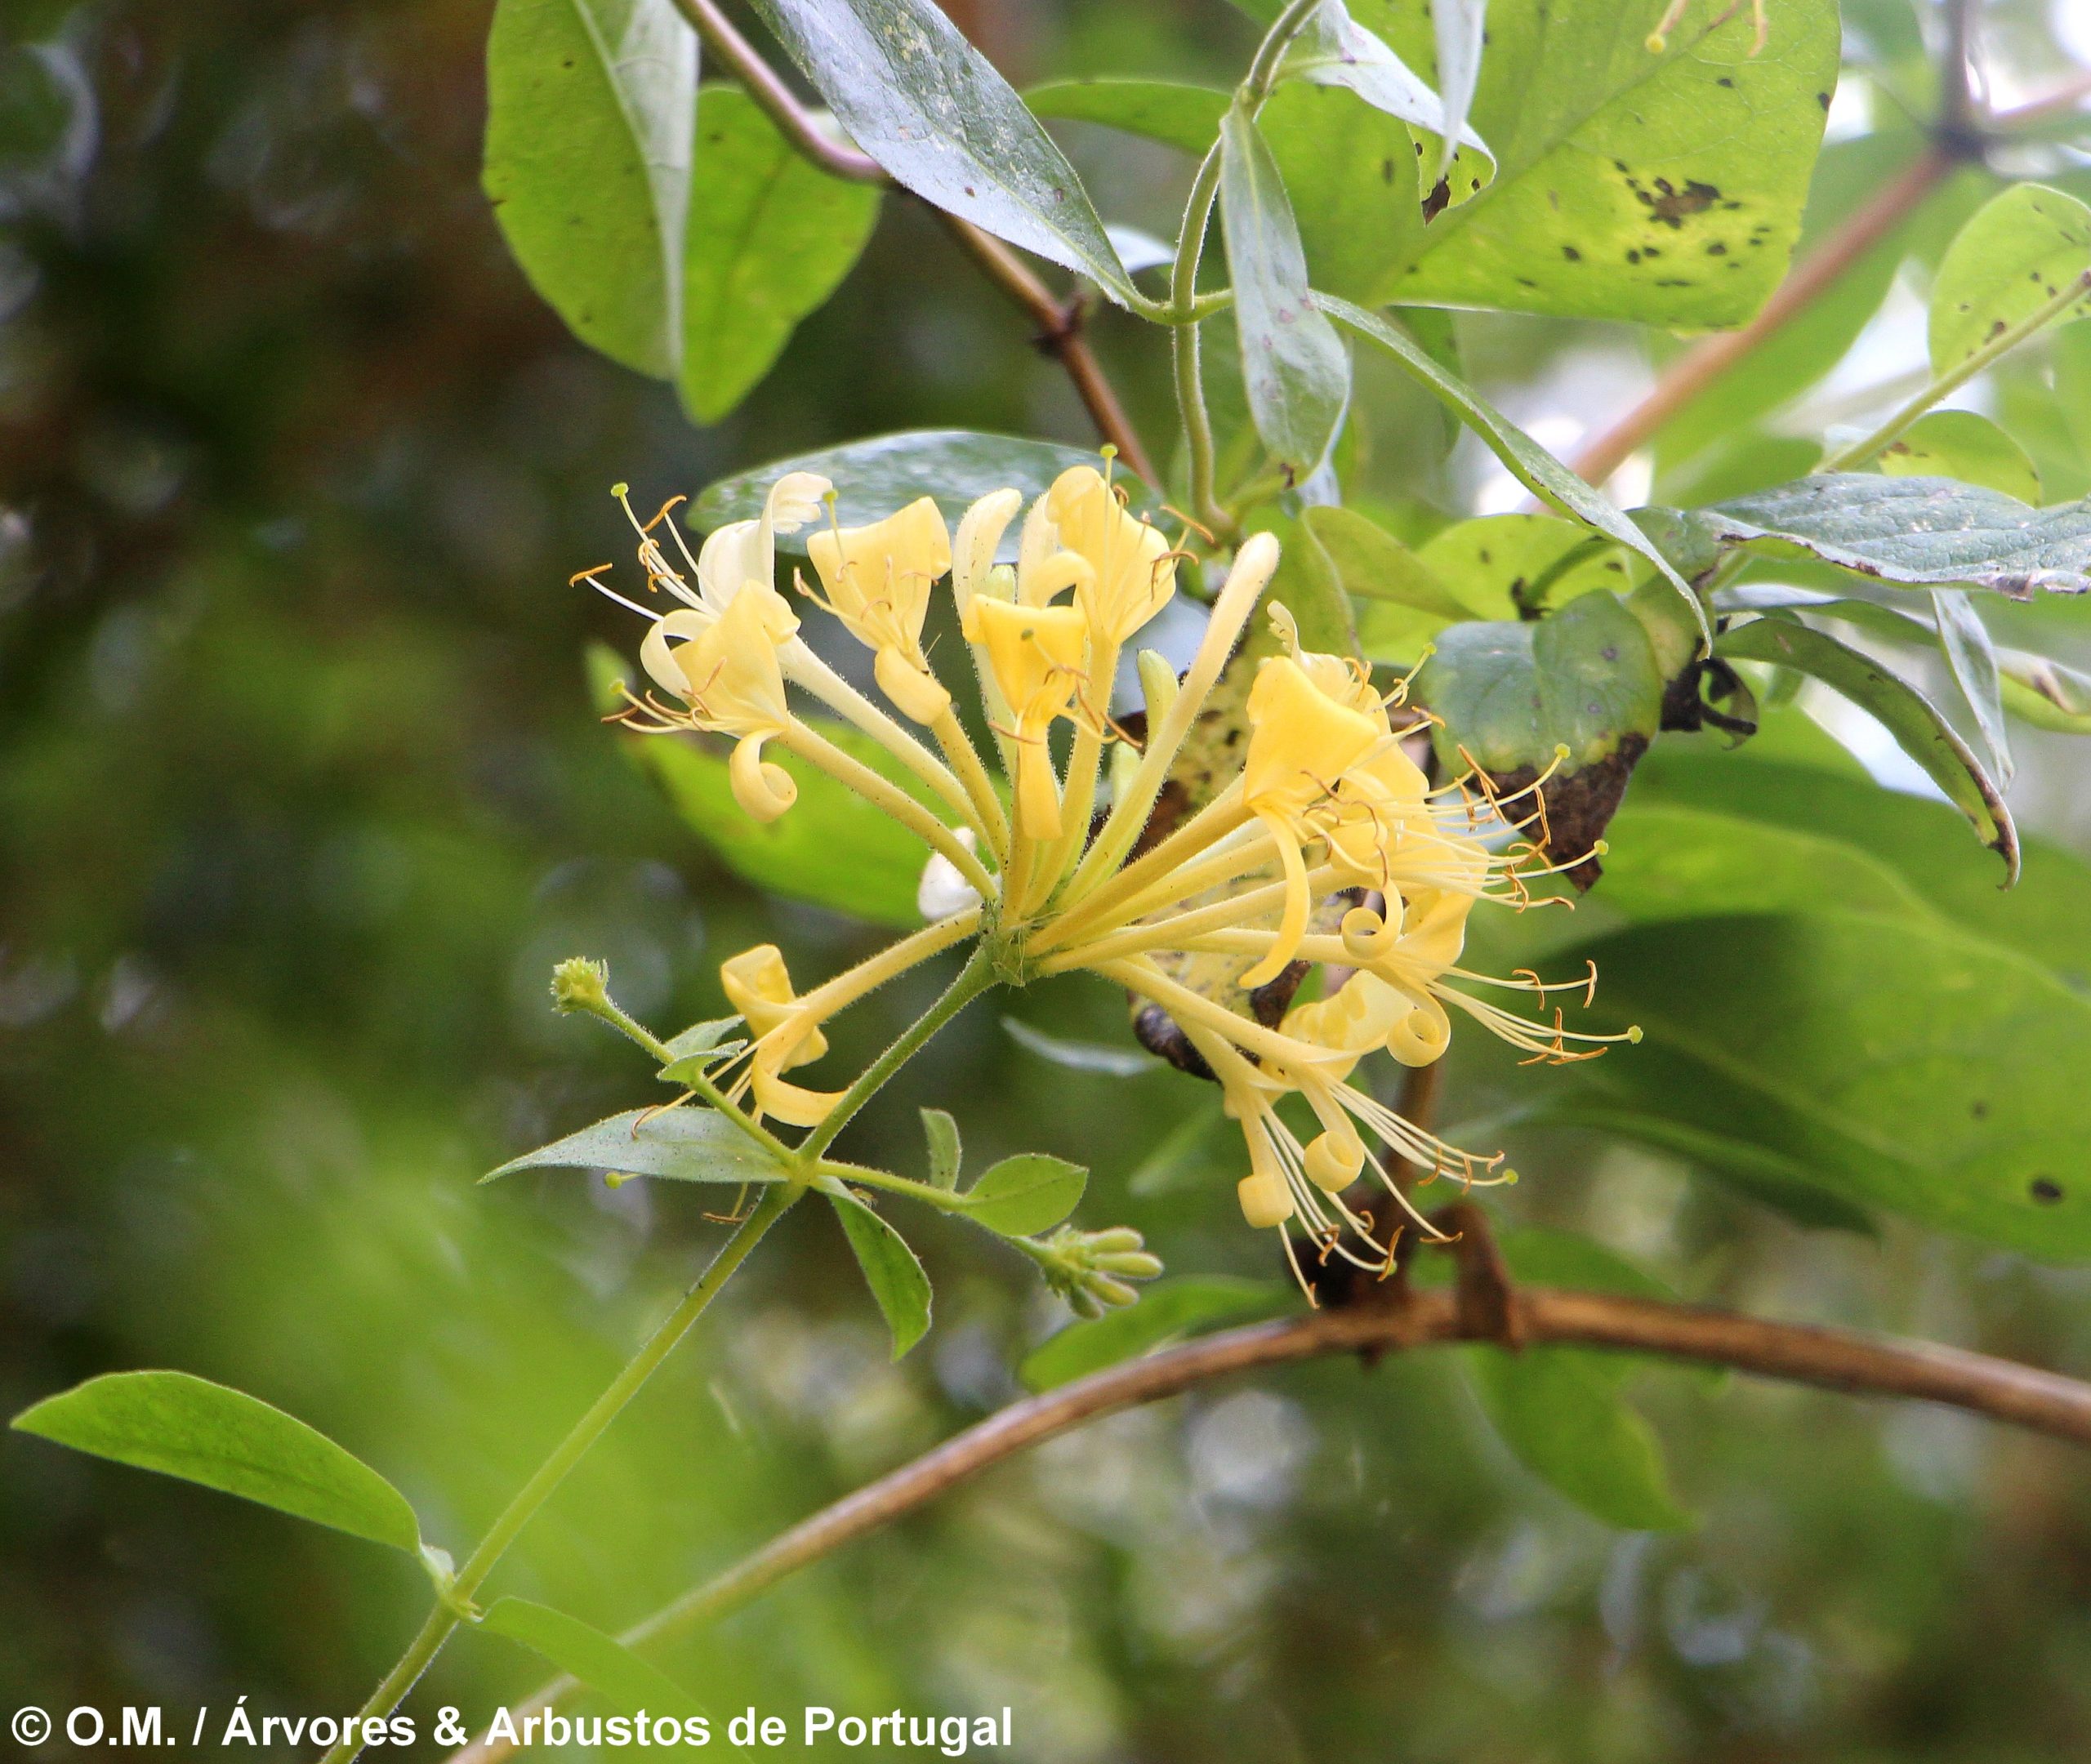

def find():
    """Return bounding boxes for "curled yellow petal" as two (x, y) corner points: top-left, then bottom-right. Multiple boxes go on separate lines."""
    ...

(1237, 1170), (1294, 1229)
(729, 735), (797, 823)
(873, 644), (952, 724)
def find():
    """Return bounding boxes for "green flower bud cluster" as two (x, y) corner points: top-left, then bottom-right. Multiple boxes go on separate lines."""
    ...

(1034, 1223), (1164, 1319)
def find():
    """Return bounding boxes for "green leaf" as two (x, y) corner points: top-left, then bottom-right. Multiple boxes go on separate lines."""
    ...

(1929, 586), (2012, 784)
(1656, 130), (1935, 470)
(1416, 590), (1664, 776)
(1031, 76), (1429, 306)
(1630, 750), (2091, 986)
(1001, 1016), (1158, 1078)
(1279, 0), (1492, 178)
(1428, 0), (1487, 189)
(2000, 650), (2091, 735)
(1320, 294), (1704, 634)
(1716, 616), (2016, 878)
(679, 86), (881, 422)
(484, 0), (696, 376)
(690, 430), (1154, 554)
(827, 1187), (933, 1359)
(1691, 473), (2091, 597)
(1550, 911), (2091, 1258)
(743, 0), (1135, 305)
(1590, 801), (1933, 926)
(1467, 1348), (1691, 1530)
(1304, 504), (1468, 662)
(1255, 82), (1427, 305)
(478, 1598), (707, 1731)
(1026, 78), (1226, 156)
(484, 1107), (784, 1186)
(635, 714), (948, 929)
(1880, 410), (2042, 504)
(921, 1107), (961, 1189)
(1219, 100), (1350, 479)
(11, 1371), (421, 1552)
(1929, 182), (2091, 376)
(959, 1153), (1087, 1236)
(1019, 1276), (1286, 1392)
(658, 1016), (747, 1083)
(1367, 0), (1839, 326)
(1417, 513), (1634, 619)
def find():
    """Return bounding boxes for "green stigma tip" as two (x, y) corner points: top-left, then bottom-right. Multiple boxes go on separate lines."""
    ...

(1553, 742), (1571, 760)
(1593, 839), (1609, 855)
(1627, 1025), (1644, 1044)
(1645, 31), (1667, 51)
(1502, 1169), (1520, 1185)
(610, 482), (630, 499)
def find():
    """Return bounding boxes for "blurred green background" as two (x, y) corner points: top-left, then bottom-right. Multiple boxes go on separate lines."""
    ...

(8, 1), (2091, 1758)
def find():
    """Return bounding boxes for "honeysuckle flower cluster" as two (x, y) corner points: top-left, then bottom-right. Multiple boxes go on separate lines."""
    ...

(582, 459), (1633, 1294)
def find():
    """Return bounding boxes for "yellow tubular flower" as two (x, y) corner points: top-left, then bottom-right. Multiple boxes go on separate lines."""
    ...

(696, 471), (831, 612)
(806, 497), (954, 724)
(719, 945), (844, 1128)
(1040, 465), (1178, 645)
(640, 582), (802, 822)
(961, 595), (1089, 840)
(1237, 654), (1385, 987)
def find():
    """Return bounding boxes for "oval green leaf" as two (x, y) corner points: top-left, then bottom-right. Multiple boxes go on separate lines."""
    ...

(478, 1597), (707, 1731)
(689, 430), (1154, 554)
(1219, 100), (1351, 480)
(484, 0), (696, 376)
(1716, 616), (2017, 878)
(1553, 910), (2091, 1258)
(12, 1370), (421, 1552)
(1879, 410), (2041, 505)
(1467, 1347), (1692, 1530)
(1929, 182), (2091, 376)
(680, 85), (881, 422)
(484, 1107), (785, 1186)
(743, 0), (1135, 305)
(827, 1187), (933, 1360)
(959, 1153), (1087, 1237)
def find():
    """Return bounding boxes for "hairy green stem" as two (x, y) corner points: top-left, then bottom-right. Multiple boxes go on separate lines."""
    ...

(319, 1183), (800, 1764)
(795, 942), (998, 1163)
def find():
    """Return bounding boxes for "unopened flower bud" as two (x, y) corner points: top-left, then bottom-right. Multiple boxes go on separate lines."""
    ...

(551, 957), (610, 1016)
(1094, 1250), (1164, 1279)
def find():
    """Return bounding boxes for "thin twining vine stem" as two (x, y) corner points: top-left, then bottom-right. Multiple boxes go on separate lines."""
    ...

(317, 1184), (797, 1764)
(663, 0), (1158, 483)
(319, 955), (997, 1764)
(1817, 266), (2091, 472)
(449, 1281), (2091, 1764)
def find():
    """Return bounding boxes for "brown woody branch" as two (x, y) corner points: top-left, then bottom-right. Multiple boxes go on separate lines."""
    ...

(450, 1284), (2091, 1764)
(667, 0), (1158, 484)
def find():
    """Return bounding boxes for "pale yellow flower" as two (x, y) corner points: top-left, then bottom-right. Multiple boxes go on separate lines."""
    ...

(806, 497), (954, 724)
(1037, 464), (1177, 645)
(960, 595), (1090, 840)
(1237, 653), (1385, 987)
(719, 944), (845, 1128)
(639, 582), (801, 822)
